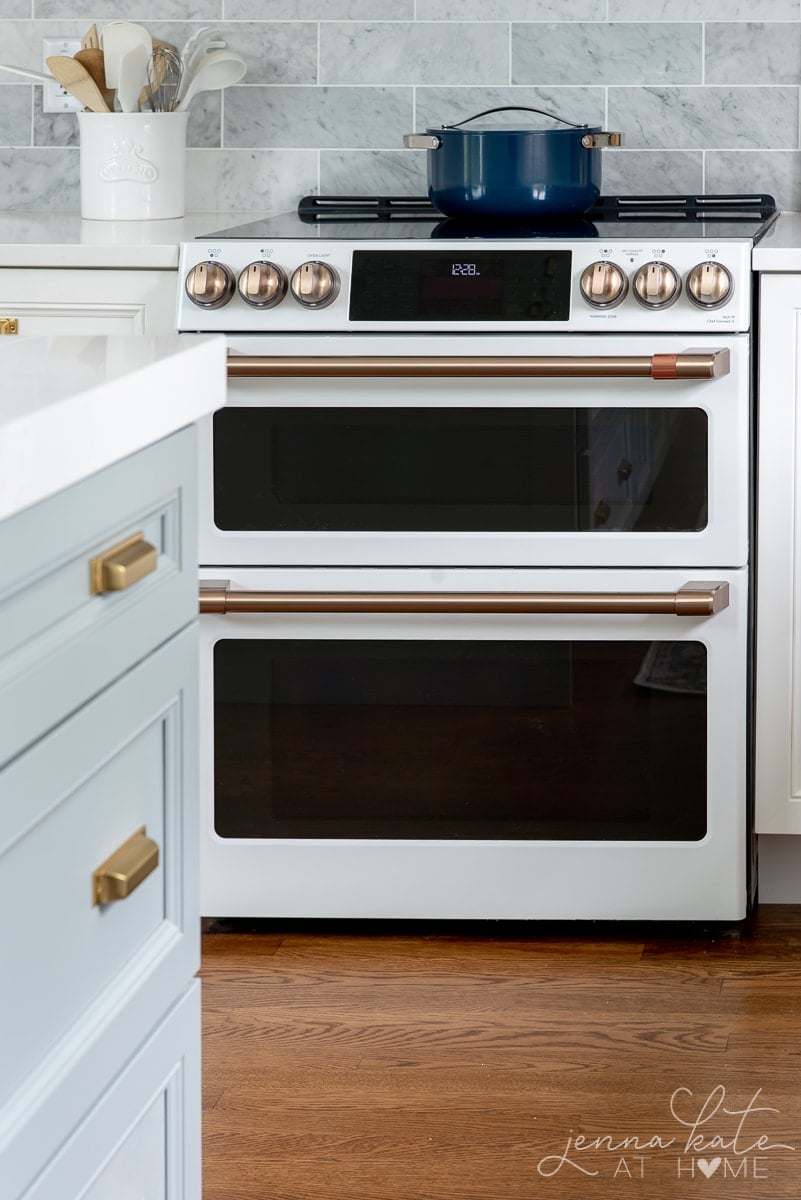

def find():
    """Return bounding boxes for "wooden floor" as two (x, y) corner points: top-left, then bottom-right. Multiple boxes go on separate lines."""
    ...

(201, 907), (801, 1200)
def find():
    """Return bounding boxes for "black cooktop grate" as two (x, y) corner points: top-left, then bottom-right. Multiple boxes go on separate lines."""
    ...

(297, 193), (778, 223)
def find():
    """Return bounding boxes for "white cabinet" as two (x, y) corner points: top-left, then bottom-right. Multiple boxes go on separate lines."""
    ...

(755, 273), (801, 833)
(0, 267), (175, 334)
(0, 428), (201, 1198)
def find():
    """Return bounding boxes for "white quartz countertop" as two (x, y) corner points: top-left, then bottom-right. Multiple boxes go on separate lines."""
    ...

(753, 212), (801, 271)
(1, 207), (801, 272)
(0, 333), (225, 520)
(0, 211), (270, 269)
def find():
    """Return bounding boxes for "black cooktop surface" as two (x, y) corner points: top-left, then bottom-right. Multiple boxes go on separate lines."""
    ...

(202, 194), (779, 243)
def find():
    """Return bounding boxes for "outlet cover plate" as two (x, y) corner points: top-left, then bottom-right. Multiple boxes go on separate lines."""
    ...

(42, 38), (83, 113)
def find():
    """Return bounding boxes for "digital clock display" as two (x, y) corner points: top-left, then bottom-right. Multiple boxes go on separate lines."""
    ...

(349, 250), (572, 321)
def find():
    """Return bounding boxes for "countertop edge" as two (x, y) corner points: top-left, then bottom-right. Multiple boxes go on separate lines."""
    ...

(0, 211), (277, 270)
(0, 334), (227, 522)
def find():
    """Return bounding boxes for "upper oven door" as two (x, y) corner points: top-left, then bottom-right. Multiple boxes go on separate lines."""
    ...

(198, 332), (748, 569)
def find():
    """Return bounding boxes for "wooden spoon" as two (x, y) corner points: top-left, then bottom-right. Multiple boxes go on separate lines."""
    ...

(46, 55), (110, 112)
(81, 23), (100, 51)
(74, 49), (113, 111)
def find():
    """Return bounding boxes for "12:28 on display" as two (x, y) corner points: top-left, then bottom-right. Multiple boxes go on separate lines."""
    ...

(451, 262), (480, 275)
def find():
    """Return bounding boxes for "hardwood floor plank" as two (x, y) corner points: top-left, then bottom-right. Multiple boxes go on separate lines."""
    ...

(202, 911), (801, 1200)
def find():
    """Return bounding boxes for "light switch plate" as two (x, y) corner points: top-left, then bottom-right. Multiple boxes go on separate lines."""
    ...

(42, 38), (83, 113)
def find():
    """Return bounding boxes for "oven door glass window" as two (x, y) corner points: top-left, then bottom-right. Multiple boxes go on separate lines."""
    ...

(213, 408), (708, 534)
(213, 639), (707, 841)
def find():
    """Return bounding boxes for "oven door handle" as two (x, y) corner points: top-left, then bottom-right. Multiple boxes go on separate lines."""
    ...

(226, 349), (730, 381)
(200, 581), (729, 617)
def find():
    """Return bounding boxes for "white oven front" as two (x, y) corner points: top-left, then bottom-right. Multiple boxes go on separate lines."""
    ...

(198, 332), (748, 571)
(198, 564), (749, 921)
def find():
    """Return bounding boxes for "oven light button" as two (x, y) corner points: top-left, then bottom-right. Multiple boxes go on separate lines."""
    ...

(579, 261), (628, 308)
(185, 261), (236, 309)
(686, 261), (733, 309)
(290, 261), (341, 309)
(238, 261), (288, 309)
(632, 261), (681, 309)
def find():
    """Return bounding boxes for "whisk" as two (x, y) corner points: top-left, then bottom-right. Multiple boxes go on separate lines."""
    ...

(142, 44), (182, 112)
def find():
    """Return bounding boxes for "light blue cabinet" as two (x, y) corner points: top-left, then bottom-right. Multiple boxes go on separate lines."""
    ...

(0, 426), (201, 1199)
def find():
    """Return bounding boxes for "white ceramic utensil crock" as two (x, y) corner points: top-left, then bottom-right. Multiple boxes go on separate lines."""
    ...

(78, 111), (189, 220)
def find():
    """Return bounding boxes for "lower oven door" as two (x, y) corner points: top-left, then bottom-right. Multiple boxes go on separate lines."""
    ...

(199, 566), (749, 921)
(199, 332), (747, 569)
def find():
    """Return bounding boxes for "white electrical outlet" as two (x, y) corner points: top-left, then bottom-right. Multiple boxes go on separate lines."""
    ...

(42, 38), (83, 113)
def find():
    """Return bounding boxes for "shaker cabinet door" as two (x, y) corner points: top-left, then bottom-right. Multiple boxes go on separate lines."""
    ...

(0, 626), (199, 1200)
(0, 267), (176, 335)
(0, 425), (197, 768)
(755, 274), (801, 833)
(20, 983), (201, 1200)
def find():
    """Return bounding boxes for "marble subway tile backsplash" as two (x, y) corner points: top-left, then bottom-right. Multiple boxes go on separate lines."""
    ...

(224, 86), (412, 149)
(1, 5), (801, 210)
(319, 23), (509, 85)
(512, 23), (703, 86)
(608, 86), (799, 150)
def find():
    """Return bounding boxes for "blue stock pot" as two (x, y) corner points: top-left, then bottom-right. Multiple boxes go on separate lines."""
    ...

(403, 107), (621, 220)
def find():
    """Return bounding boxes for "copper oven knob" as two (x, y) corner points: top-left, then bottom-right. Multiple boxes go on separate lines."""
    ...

(185, 261), (236, 309)
(687, 261), (733, 309)
(632, 261), (681, 310)
(579, 260), (628, 308)
(290, 260), (340, 309)
(238, 261), (288, 309)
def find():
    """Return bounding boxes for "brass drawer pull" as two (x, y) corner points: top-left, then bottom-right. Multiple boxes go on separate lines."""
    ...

(200, 580), (730, 617)
(90, 531), (158, 595)
(92, 826), (159, 906)
(0, 317), (18, 335)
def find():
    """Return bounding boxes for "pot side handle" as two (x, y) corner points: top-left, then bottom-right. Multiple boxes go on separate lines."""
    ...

(403, 133), (441, 150)
(582, 132), (623, 148)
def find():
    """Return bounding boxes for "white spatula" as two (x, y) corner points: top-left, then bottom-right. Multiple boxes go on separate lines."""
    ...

(101, 20), (151, 91)
(116, 42), (150, 113)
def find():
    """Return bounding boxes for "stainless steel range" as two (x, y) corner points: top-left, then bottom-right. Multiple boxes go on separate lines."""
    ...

(177, 193), (776, 921)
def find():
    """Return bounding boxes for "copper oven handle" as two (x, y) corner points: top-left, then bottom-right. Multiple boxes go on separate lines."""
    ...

(226, 349), (729, 381)
(200, 581), (729, 617)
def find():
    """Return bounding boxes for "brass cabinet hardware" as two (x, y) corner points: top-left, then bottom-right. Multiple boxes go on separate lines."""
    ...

(89, 531), (158, 595)
(0, 318), (18, 335)
(227, 349), (729, 381)
(92, 825), (159, 906)
(200, 580), (729, 617)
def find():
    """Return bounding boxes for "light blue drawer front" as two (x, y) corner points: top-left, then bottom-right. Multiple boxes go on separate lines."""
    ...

(13, 984), (200, 1200)
(0, 425), (198, 767)
(0, 623), (199, 1160)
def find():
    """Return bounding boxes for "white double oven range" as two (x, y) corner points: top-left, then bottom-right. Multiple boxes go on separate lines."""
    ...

(177, 193), (777, 921)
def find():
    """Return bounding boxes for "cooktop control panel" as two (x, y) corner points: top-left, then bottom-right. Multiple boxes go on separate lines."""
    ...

(177, 237), (754, 334)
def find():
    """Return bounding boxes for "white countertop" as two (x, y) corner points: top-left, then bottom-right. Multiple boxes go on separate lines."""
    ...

(752, 212), (801, 272)
(0, 211), (270, 269)
(0, 333), (225, 520)
(2, 208), (801, 272)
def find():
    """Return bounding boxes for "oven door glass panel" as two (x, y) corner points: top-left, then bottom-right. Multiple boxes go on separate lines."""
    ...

(213, 638), (707, 841)
(212, 408), (708, 534)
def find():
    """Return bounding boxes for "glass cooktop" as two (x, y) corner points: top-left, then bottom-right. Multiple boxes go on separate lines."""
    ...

(203, 194), (779, 244)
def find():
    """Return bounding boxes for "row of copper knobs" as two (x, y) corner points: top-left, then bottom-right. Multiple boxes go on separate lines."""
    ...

(185, 259), (340, 310)
(185, 256), (733, 312)
(580, 258), (733, 310)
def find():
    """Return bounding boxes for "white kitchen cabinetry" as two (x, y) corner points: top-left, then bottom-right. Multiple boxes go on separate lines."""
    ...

(0, 427), (201, 1198)
(0, 267), (175, 334)
(756, 273), (801, 835)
